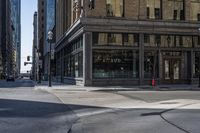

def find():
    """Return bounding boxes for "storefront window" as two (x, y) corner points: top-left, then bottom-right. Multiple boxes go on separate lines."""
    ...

(62, 37), (83, 78)
(106, 0), (124, 17)
(108, 33), (122, 45)
(146, 34), (194, 48)
(182, 36), (193, 47)
(123, 34), (139, 46)
(93, 33), (107, 45)
(56, 53), (61, 76)
(93, 50), (139, 79)
(160, 35), (175, 47)
(190, 0), (200, 21)
(144, 52), (158, 78)
(147, 0), (161, 19)
(78, 52), (83, 77)
(64, 52), (83, 78)
(194, 52), (200, 78)
(144, 34), (158, 47)
(163, 0), (184, 20)
(93, 33), (139, 46)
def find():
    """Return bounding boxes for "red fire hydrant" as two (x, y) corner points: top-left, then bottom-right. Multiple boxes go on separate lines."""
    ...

(152, 79), (155, 87)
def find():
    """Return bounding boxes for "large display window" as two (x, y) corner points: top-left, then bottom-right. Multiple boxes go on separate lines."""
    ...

(194, 52), (200, 78)
(93, 50), (139, 79)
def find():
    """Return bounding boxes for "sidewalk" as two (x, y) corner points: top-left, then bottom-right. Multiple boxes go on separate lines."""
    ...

(35, 81), (200, 91)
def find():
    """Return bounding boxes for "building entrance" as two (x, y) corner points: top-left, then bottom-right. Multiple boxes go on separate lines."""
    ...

(163, 58), (181, 84)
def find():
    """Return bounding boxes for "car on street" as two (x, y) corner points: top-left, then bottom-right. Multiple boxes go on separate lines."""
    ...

(6, 75), (15, 82)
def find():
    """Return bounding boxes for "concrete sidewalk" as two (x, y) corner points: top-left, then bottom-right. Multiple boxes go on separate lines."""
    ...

(34, 81), (200, 91)
(48, 88), (200, 133)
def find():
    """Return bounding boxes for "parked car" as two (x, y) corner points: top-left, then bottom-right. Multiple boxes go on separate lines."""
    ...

(6, 75), (15, 82)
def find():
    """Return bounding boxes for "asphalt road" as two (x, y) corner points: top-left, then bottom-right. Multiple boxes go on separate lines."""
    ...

(51, 90), (200, 133)
(0, 79), (77, 133)
(1, 79), (200, 133)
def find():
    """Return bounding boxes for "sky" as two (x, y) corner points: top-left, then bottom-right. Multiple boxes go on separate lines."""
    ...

(21, 0), (37, 73)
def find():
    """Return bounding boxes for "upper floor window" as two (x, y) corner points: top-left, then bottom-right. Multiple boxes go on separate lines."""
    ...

(190, 0), (200, 21)
(163, 0), (184, 20)
(146, 0), (161, 19)
(106, 0), (124, 17)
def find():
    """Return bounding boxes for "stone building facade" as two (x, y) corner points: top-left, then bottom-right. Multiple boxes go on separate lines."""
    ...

(55, 0), (200, 86)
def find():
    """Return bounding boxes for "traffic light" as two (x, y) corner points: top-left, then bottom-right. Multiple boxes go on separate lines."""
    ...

(89, 0), (95, 9)
(27, 56), (30, 61)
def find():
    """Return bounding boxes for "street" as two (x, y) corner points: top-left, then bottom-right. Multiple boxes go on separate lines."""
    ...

(0, 79), (77, 133)
(50, 88), (200, 133)
(1, 79), (200, 133)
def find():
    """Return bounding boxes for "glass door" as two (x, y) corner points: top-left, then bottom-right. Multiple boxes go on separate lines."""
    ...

(163, 59), (181, 83)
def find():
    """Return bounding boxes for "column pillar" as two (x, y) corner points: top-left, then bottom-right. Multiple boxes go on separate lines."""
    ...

(158, 49), (162, 85)
(139, 33), (144, 85)
(61, 49), (64, 83)
(191, 50), (194, 84)
(83, 32), (92, 86)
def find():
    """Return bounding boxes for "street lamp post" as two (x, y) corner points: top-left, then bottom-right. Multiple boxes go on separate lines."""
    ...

(198, 28), (200, 87)
(38, 52), (41, 84)
(48, 31), (53, 87)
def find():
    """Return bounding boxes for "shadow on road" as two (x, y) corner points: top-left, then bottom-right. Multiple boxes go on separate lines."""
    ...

(0, 98), (107, 118)
(0, 98), (200, 133)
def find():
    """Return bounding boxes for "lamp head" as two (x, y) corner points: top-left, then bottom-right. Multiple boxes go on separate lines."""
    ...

(48, 31), (53, 41)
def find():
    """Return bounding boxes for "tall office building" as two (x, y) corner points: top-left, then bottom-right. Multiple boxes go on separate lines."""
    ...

(10, 0), (21, 76)
(37, 0), (45, 79)
(54, 0), (200, 86)
(0, 0), (3, 79)
(32, 12), (38, 81)
(0, 0), (15, 78)
(37, 0), (56, 80)
(43, 0), (55, 79)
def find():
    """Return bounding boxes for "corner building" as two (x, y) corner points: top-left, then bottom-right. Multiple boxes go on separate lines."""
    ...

(55, 0), (200, 86)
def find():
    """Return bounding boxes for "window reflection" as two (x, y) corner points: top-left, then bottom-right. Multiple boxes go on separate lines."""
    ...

(145, 34), (195, 48)
(146, 0), (161, 19)
(190, 0), (200, 21)
(62, 38), (83, 78)
(106, 0), (124, 17)
(108, 33), (122, 45)
(163, 0), (184, 20)
(93, 33), (139, 46)
(93, 50), (139, 78)
(144, 52), (158, 78)
(194, 52), (200, 78)
(144, 34), (158, 47)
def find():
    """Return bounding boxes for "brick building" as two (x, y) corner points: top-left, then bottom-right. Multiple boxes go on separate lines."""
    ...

(54, 0), (200, 86)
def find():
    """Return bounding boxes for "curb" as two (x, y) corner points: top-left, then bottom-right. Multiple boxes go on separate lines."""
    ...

(45, 89), (79, 133)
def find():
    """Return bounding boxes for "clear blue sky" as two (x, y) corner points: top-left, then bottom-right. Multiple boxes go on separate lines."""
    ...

(21, 0), (37, 73)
